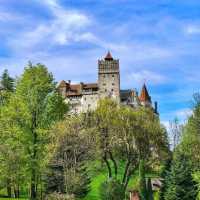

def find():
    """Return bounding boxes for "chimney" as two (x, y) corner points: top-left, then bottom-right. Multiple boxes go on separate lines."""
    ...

(154, 101), (158, 114)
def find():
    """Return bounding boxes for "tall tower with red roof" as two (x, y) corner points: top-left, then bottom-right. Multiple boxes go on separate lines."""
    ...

(98, 51), (120, 102)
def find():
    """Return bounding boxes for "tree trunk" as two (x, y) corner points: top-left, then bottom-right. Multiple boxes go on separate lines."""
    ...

(122, 160), (131, 183)
(31, 170), (37, 200)
(14, 185), (20, 198)
(6, 178), (12, 198)
(109, 151), (118, 177)
(103, 152), (112, 178)
(31, 112), (37, 200)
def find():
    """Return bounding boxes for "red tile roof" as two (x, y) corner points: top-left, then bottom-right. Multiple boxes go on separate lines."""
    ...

(139, 84), (151, 102)
(58, 81), (98, 97)
(105, 51), (113, 60)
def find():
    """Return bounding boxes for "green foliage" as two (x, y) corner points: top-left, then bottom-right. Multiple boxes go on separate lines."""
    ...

(159, 159), (172, 200)
(180, 93), (200, 169)
(46, 115), (91, 198)
(0, 63), (68, 199)
(0, 69), (14, 92)
(193, 171), (200, 200)
(99, 179), (125, 200)
(93, 98), (170, 191)
(0, 69), (14, 106)
(147, 178), (153, 200)
(164, 150), (198, 200)
(139, 160), (147, 200)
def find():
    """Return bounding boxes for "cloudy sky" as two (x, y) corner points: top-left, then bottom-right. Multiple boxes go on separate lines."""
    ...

(0, 0), (200, 126)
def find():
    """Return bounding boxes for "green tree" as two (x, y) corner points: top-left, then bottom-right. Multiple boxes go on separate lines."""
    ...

(164, 150), (198, 200)
(46, 115), (91, 198)
(180, 93), (200, 169)
(139, 160), (147, 200)
(0, 69), (14, 91)
(92, 98), (169, 195)
(0, 63), (68, 199)
(0, 69), (14, 106)
(159, 159), (172, 200)
(193, 171), (200, 200)
(0, 95), (28, 197)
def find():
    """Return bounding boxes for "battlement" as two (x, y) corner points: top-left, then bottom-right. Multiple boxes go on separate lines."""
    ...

(98, 59), (119, 74)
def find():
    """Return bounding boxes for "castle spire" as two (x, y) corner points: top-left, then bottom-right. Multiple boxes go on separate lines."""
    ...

(105, 51), (113, 60)
(139, 83), (151, 102)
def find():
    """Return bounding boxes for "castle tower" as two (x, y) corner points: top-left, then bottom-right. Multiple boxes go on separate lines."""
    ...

(98, 51), (120, 102)
(139, 83), (152, 107)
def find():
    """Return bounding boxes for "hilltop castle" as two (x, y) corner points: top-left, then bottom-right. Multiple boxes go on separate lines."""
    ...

(58, 52), (158, 114)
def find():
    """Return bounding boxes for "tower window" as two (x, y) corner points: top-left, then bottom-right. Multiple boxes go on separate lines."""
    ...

(105, 89), (107, 92)
(112, 83), (115, 86)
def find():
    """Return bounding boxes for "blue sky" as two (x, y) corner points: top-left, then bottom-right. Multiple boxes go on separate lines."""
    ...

(0, 0), (200, 127)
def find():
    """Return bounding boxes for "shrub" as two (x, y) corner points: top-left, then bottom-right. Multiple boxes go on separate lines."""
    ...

(100, 179), (125, 200)
(45, 192), (75, 200)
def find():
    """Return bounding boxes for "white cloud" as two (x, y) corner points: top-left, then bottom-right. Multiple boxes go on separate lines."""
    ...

(175, 108), (193, 119)
(185, 24), (200, 35)
(161, 108), (192, 127)
(128, 70), (167, 85)
(0, 11), (21, 22)
(8, 0), (93, 51)
(42, 0), (58, 7)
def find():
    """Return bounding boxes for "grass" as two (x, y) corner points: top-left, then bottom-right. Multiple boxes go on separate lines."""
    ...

(83, 160), (140, 200)
(0, 199), (27, 200)
(0, 161), (160, 200)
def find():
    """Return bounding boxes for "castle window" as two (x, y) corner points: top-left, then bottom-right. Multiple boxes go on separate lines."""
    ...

(111, 89), (114, 91)
(112, 83), (115, 86)
(112, 75), (114, 77)
(103, 83), (106, 86)
(105, 89), (107, 92)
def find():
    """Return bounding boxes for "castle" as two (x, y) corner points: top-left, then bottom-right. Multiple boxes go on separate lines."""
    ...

(58, 52), (158, 114)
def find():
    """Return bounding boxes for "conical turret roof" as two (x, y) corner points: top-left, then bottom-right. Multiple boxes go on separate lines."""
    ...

(139, 84), (151, 102)
(105, 51), (113, 60)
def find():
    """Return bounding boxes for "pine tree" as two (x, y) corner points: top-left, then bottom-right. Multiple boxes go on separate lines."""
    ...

(0, 69), (14, 91)
(159, 159), (172, 200)
(164, 151), (198, 200)
(0, 69), (14, 106)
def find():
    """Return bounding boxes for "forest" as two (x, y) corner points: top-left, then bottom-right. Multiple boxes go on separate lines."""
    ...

(0, 63), (200, 200)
